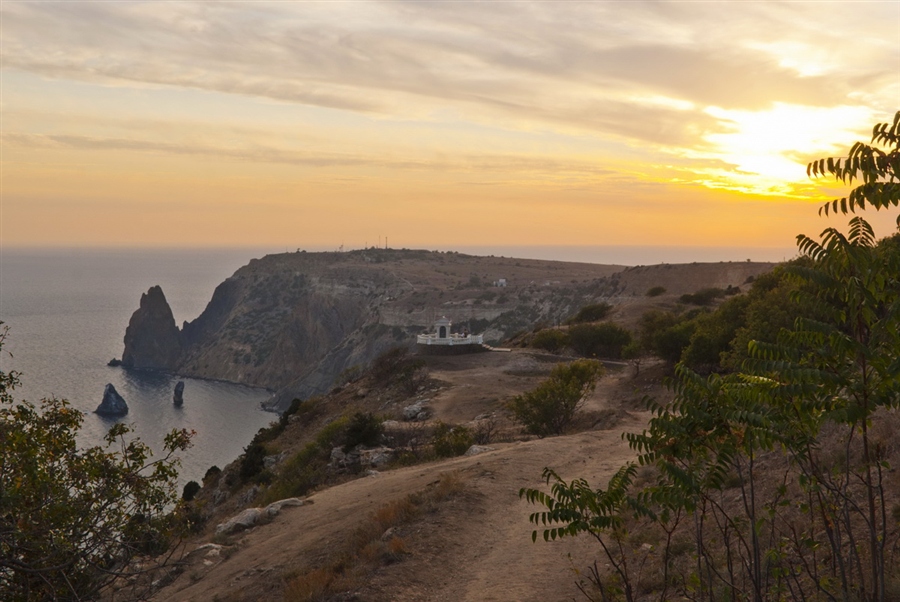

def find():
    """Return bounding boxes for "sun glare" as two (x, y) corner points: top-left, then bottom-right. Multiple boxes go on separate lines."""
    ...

(700, 103), (872, 196)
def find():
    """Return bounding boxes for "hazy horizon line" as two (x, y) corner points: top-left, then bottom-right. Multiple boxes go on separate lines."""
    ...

(1, 243), (799, 266)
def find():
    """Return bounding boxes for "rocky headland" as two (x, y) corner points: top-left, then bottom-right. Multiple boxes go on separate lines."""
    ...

(119, 248), (775, 412)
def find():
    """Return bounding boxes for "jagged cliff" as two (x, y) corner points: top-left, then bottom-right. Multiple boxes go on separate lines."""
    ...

(121, 285), (184, 370)
(121, 249), (776, 412)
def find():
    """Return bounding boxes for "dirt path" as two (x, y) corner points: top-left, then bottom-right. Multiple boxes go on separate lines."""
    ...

(153, 409), (648, 602)
(367, 421), (649, 602)
(148, 350), (666, 602)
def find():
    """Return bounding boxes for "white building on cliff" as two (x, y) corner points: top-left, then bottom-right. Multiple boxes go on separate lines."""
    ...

(416, 316), (483, 351)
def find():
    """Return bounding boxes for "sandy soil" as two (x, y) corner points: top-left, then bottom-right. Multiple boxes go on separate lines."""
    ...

(148, 351), (666, 602)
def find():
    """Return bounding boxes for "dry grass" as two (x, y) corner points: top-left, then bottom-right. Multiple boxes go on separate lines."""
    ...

(282, 471), (466, 602)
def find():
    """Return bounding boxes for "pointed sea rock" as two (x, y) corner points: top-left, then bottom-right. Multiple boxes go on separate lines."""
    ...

(95, 383), (128, 416)
(121, 286), (184, 370)
(173, 380), (185, 405)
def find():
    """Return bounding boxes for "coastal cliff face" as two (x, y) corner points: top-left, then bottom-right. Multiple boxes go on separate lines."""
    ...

(121, 285), (184, 370)
(121, 250), (776, 412)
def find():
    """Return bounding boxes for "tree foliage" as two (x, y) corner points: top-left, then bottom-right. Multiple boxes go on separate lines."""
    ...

(507, 359), (604, 437)
(521, 111), (900, 601)
(637, 310), (697, 365)
(810, 110), (900, 223)
(568, 323), (632, 359)
(0, 330), (193, 601)
(530, 328), (569, 353)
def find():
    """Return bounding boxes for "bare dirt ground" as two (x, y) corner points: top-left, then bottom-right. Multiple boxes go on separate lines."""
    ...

(148, 351), (669, 602)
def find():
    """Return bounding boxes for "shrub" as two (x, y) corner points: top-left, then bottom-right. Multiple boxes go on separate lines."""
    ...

(431, 422), (474, 457)
(0, 330), (193, 601)
(566, 302), (612, 324)
(638, 310), (698, 364)
(568, 323), (632, 359)
(680, 287), (726, 306)
(646, 285), (667, 297)
(202, 465), (221, 486)
(182, 480), (201, 502)
(239, 437), (270, 483)
(260, 416), (349, 505)
(530, 329), (569, 353)
(342, 412), (384, 452)
(506, 359), (604, 437)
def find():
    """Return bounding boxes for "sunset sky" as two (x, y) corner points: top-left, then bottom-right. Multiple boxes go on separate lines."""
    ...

(2, 1), (899, 254)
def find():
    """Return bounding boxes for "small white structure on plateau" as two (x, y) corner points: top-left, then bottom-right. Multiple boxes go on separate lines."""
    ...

(416, 316), (484, 347)
(493, 278), (507, 287)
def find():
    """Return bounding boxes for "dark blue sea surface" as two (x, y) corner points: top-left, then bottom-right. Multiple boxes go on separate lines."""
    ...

(0, 247), (283, 486)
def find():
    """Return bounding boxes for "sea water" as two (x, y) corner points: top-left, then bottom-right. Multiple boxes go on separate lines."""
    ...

(0, 247), (282, 486)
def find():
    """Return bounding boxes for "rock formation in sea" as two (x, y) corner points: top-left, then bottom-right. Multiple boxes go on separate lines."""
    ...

(95, 383), (128, 416)
(174, 381), (185, 405)
(121, 285), (184, 370)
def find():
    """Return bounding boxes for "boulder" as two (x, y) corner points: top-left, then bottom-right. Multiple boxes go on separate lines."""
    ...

(358, 447), (394, 467)
(264, 497), (306, 518)
(173, 381), (185, 405)
(238, 485), (259, 506)
(121, 286), (184, 370)
(263, 452), (287, 469)
(95, 384), (128, 416)
(330, 447), (348, 466)
(402, 400), (430, 421)
(464, 445), (495, 457)
(215, 508), (263, 535)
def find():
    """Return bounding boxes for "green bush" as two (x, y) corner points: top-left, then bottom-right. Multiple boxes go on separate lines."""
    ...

(202, 465), (221, 486)
(638, 310), (698, 364)
(506, 359), (604, 437)
(260, 416), (350, 505)
(239, 438), (268, 483)
(431, 423), (474, 458)
(646, 285), (667, 297)
(182, 480), (201, 502)
(680, 287), (726, 306)
(343, 412), (385, 452)
(530, 329), (569, 353)
(568, 323), (632, 359)
(566, 302), (612, 324)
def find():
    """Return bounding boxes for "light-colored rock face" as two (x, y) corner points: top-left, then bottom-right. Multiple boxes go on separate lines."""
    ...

(215, 507), (263, 535)
(214, 498), (308, 535)
(95, 383), (128, 416)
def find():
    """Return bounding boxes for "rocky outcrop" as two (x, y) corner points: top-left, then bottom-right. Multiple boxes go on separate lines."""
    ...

(119, 250), (777, 414)
(173, 381), (185, 405)
(121, 285), (184, 370)
(402, 399), (431, 421)
(95, 383), (128, 416)
(214, 498), (308, 535)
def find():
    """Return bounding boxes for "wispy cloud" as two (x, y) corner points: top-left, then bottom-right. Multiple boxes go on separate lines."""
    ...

(2, 1), (897, 248)
(3, 1), (892, 143)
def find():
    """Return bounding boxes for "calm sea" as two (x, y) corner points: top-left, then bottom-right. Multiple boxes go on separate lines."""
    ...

(0, 247), (283, 487)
